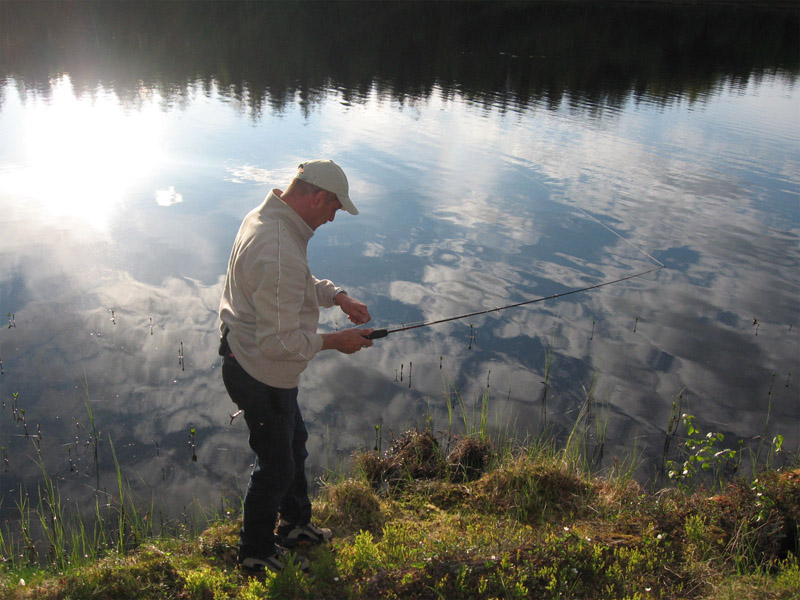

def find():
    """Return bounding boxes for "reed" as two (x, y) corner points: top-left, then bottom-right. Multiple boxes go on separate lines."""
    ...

(75, 375), (101, 487)
(0, 394), (224, 576)
(661, 388), (685, 475)
(539, 327), (558, 432)
(764, 372), (775, 440)
(563, 368), (612, 476)
(441, 374), (493, 450)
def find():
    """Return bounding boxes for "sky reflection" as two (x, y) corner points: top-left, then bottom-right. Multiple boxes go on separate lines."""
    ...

(4, 76), (167, 233)
(1, 70), (798, 524)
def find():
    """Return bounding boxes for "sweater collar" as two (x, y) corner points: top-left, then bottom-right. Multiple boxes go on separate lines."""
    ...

(263, 189), (314, 242)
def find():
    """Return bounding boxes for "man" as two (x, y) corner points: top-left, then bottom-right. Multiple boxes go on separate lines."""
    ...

(219, 159), (373, 573)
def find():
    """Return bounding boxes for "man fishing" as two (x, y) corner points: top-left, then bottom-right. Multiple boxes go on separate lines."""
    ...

(218, 159), (373, 573)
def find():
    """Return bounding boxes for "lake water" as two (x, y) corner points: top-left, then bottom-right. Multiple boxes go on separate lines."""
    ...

(1, 2), (798, 530)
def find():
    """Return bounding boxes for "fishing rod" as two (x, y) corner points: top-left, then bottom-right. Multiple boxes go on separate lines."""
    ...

(366, 265), (663, 340)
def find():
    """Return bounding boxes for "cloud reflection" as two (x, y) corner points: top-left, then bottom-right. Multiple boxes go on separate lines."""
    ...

(0, 224), (242, 512)
(4, 75), (167, 232)
(155, 186), (184, 207)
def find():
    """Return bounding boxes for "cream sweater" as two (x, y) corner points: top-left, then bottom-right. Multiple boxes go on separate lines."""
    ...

(219, 190), (343, 388)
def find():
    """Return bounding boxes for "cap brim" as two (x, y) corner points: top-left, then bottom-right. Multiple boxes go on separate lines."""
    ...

(339, 194), (358, 215)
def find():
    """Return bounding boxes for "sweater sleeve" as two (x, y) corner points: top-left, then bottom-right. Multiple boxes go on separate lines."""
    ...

(253, 262), (324, 362)
(313, 275), (343, 308)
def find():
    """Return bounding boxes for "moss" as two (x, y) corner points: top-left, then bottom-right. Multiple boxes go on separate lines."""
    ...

(314, 478), (385, 538)
(53, 550), (185, 600)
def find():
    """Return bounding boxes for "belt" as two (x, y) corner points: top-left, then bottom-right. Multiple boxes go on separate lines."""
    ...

(218, 326), (235, 358)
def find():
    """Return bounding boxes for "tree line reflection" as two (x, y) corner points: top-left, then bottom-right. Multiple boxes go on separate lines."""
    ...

(1, 0), (797, 116)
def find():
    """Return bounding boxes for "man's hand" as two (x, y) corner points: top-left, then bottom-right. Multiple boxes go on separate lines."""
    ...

(335, 292), (371, 325)
(321, 328), (374, 354)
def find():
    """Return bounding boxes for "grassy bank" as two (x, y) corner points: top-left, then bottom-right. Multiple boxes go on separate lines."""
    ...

(1, 427), (798, 600)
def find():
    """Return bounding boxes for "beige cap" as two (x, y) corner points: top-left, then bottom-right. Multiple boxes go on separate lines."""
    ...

(295, 159), (358, 215)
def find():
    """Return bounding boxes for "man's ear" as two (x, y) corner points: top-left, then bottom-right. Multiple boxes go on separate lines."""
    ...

(311, 189), (327, 207)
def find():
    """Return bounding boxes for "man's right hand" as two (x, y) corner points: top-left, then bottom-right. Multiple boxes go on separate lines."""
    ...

(321, 328), (374, 354)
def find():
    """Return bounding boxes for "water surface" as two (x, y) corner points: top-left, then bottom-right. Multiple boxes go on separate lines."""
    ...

(0, 2), (798, 525)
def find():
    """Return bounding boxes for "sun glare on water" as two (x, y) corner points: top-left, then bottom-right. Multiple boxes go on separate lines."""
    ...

(17, 75), (166, 233)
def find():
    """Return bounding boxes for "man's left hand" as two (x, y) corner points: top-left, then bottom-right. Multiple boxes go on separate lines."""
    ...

(335, 293), (371, 325)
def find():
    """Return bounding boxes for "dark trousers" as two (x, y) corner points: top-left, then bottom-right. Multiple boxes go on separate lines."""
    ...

(222, 355), (312, 555)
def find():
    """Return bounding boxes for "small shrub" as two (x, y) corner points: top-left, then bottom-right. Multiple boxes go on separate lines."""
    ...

(337, 530), (384, 579)
(683, 513), (724, 563)
(238, 577), (269, 600)
(666, 414), (737, 490)
(184, 566), (232, 600)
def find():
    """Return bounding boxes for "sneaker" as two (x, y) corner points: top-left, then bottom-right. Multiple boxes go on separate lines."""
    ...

(238, 546), (310, 573)
(276, 519), (333, 548)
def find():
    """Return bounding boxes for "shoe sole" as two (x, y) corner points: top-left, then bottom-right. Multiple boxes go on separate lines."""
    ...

(278, 536), (330, 549)
(239, 560), (282, 573)
(239, 560), (310, 574)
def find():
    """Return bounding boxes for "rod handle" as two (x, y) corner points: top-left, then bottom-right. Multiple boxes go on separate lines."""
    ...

(366, 329), (388, 340)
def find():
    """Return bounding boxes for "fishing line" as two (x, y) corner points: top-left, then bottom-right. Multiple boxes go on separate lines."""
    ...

(366, 265), (663, 339)
(569, 204), (665, 268)
(510, 157), (665, 268)
(366, 171), (665, 340)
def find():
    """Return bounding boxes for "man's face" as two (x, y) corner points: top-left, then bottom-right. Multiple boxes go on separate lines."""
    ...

(311, 193), (343, 230)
